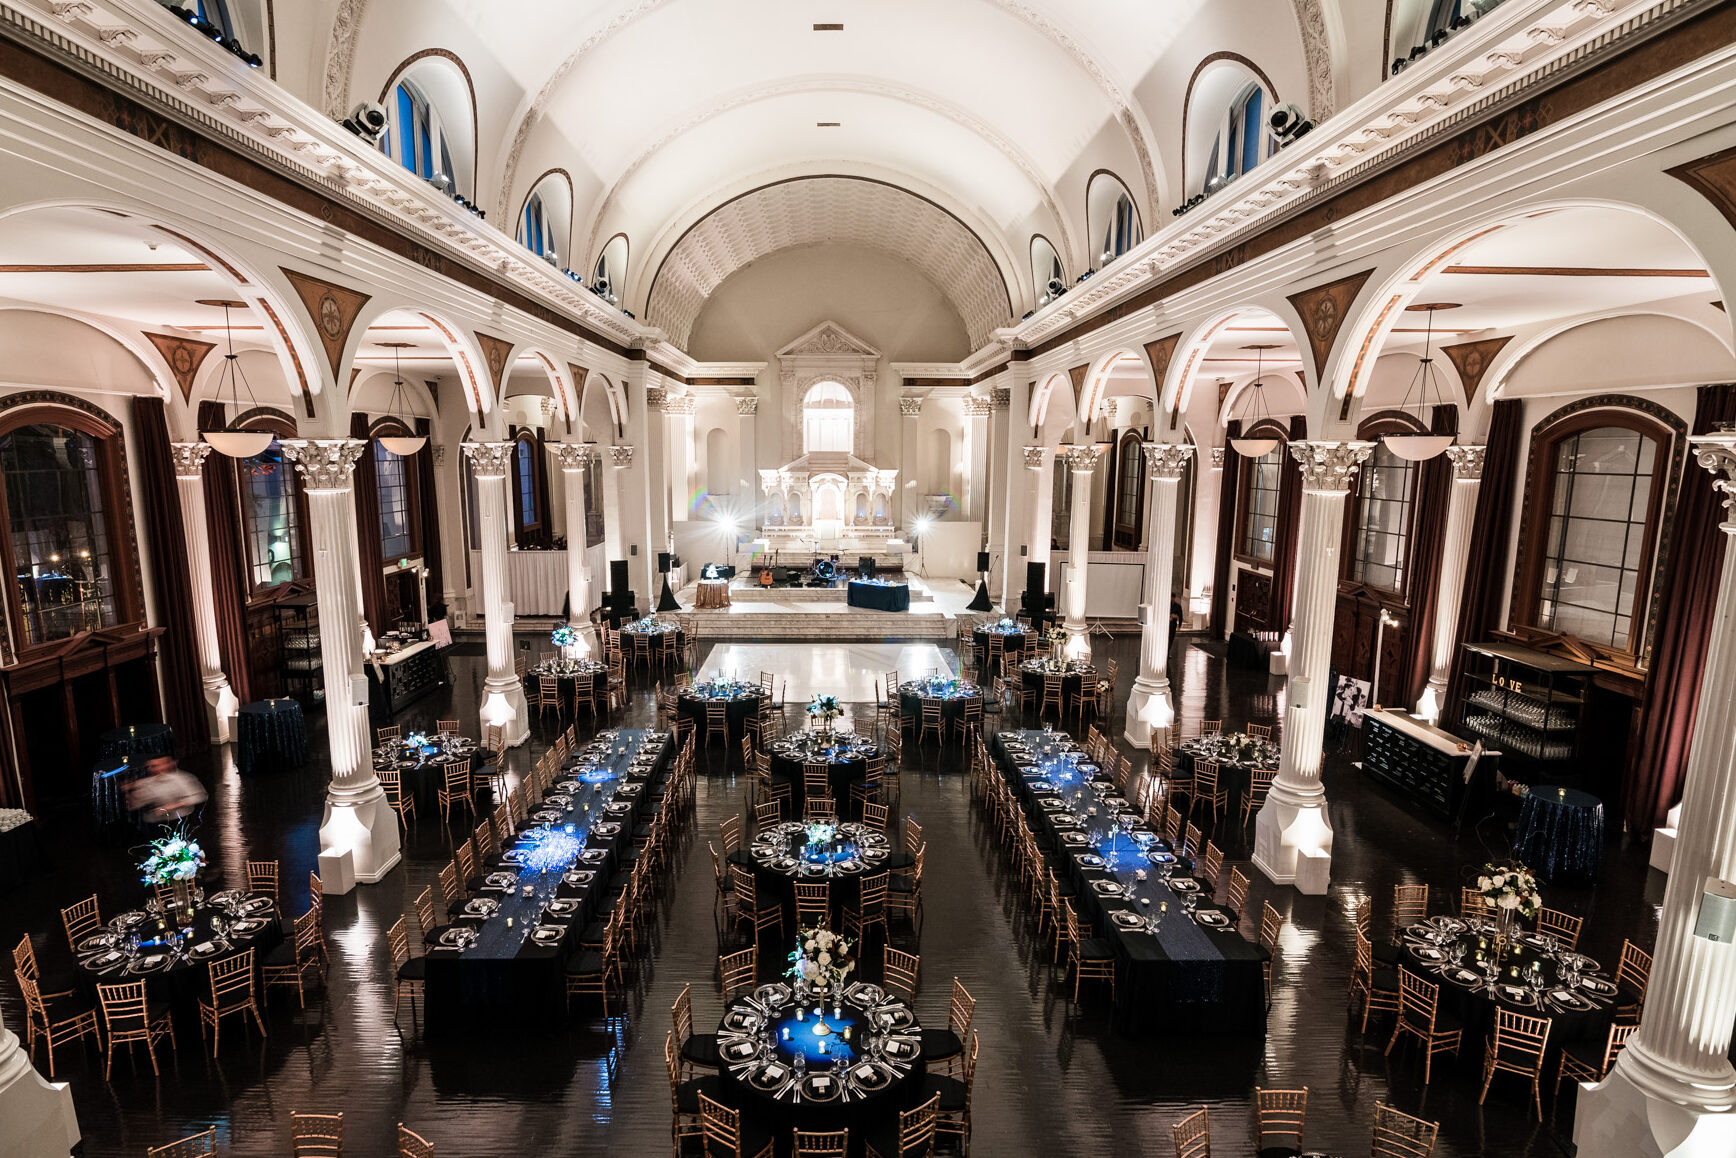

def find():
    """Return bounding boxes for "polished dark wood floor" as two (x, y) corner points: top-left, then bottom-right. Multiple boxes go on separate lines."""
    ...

(1, 633), (1664, 1157)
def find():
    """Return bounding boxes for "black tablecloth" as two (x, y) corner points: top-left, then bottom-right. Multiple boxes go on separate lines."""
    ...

(422, 729), (672, 1036)
(1514, 788), (1604, 884)
(235, 699), (307, 775)
(374, 738), (478, 802)
(971, 627), (1028, 673)
(530, 662), (608, 711)
(75, 893), (283, 1006)
(847, 581), (909, 612)
(768, 735), (877, 810)
(678, 688), (771, 739)
(1017, 663), (1095, 709)
(997, 730), (1267, 1036)
(729, 821), (889, 923)
(0, 819), (44, 895)
(898, 685), (981, 731)
(1227, 632), (1279, 670)
(98, 723), (175, 762)
(620, 626), (685, 660)
(1172, 741), (1276, 801)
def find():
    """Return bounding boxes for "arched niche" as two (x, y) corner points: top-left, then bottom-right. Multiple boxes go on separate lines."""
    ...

(1086, 172), (1142, 267)
(1031, 235), (1066, 305)
(378, 51), (478, 199)
(1183, 56), (1277, 198)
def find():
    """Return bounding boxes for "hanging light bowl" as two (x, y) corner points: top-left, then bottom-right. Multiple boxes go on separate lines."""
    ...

(1228, 345), (1281, 458)
(1383, 433), (1456, 460)
(375, 342), (428, 455)
(204, 429), (273, 457)
(1381, 303), (1460, 462)
(197, 299), (273, 458)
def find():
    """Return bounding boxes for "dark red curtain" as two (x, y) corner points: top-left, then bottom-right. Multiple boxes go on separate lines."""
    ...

(1400, 406), (1459, 705)
(1444, 398), (1522, 722)
(1265, 416), (1306, 631)
(1623, 382), (1736, 838)
(197, 401), (251, 706)
(415, 417), (444, 615)
(132, 398), (207, 754)
(1209, 421), (1242, 637)
(350, 414), (385, 632)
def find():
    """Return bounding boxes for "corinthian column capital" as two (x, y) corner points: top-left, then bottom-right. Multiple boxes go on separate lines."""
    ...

(1143, 443), (1194, 482)
(280, 439), (366, 491)
(1022, 445), (1048, 470)
(549, 442), (595, 472)
(1289, 440), (1375, 493)
(461, 440), (518, 479)
(1060, 444), (1102, 474)
(609, 444), (636, 470)
(1691, 431), (1736, 533)
(1444, 444), (1487, 481)
(170, 441), (213, 479)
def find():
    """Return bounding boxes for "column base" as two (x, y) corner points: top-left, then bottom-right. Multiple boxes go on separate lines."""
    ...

(1650, 804), (1683, 874)
(317, 786), (402, 892)
(1253, 789), (1334, 895)
(1575, 1042), (1736, 1158)
(481, 677), (530, 746)
(0, 1019), (79, 1158)
(204, 679), (239, 746)
(1124, 676), (1173, 751)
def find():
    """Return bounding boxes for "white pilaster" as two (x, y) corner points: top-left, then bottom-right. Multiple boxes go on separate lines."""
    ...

(737, 395), (760, 512)
(281, 438), (401, 891)
(1026, 445), (1053, 567)
(964, 396), (991, 521)
(463, 441), (530, 746)
(899, 395), (924, 529)
(1126, 444), (1194, 750)
(1061, 445), (1101, 661)
(1416, 445), (1485, 722)
(1576, 433), (1736, 1158)
(986, 386), (1011, 600)
(0, 998), (78, 1158)
(1254, 440), (1373, 895)
(551, 441), (598, 655)
(664, 391), (696, 525)
(170, 442), (239, 744)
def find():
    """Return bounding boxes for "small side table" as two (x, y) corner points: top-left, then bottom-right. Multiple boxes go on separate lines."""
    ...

(1514, 786), (1604, 884)
(235, 698), (308, 774)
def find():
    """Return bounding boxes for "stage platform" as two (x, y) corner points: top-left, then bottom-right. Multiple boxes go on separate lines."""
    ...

(675, 575), (970, 639)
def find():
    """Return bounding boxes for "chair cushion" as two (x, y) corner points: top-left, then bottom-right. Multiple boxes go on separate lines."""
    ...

(1257, 1147), (1302, 1158)
(922, 1027), (963, 1059)
(922, 1073), (969, 1112)
(397, 956), (427, 981)
(681, 1032), (723, 1069)
(262, 940), (300, 967)
(564, 951), (606, 977)
(1077, 938), (1116, 960)
(43, 994), (94, 1022)
(1370, 966), (1400, 993)
(580, 921), (608, 945)
(1371, 941), (1401, 966)
(889, 878), (918, 894)
(36, 970), (79, 997)
(674, 1075), (722, 1114)
(420, 924), (453, 948)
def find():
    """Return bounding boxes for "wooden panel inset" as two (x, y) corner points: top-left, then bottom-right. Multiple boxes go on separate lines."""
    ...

(141, 331), (217, 403)
(1287, 269), (1373, 379)
(280, 268), (371, 382)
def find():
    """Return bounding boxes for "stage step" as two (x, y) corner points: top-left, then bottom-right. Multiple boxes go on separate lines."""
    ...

(691, 607), (953, 640)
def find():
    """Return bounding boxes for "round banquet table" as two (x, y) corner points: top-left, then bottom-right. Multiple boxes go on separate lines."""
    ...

(74, 889), (283, 1006)
(530, 659), (608, 712)
(677, 682), (772, 738)
(846, 580), (910, 612)
(713, 980), (927, 1137)
(1513, 787), (1604, 884)
(768, 732), (879, 811)
(373, 735), (478, 799)
(1172, 733), (1280, 800)
(695, 578), (732, 609)
(1017, 659), (1096, 711)
(1397, 916), (1617, 1047)
(971, 624), (1027, 673)
(731, 820), (891, 919)
(98, 722), (175, 762)
(619, 622), (685, 662)
(235, 698), (307, 775)
(897, 680), (983, 731)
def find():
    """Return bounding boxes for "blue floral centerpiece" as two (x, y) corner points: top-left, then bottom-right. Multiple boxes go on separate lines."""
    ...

(807, 694), (843, 737)
(139, 823), (206, 915)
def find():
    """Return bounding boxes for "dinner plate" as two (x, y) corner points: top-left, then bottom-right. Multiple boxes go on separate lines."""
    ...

(880, 1034), (919, 1059)
(109, 912), (147, 932)
(463, 898), (499, 918)
(1496, 984), (1538, 1006)
(1061, 832), (1088, 845)
(1550, 988), (1594, 1011)
(851, 1062), (891, 1090)
(207, 890), (244, 909)
(1410, 946), (1446, 963)
(532, 810), (561, 825)
(1111, 910), (1146, 929)
(131, 954), (171, 973)
(800, 1073), (843, 1102)
(1194, 910), (1231, 928)
(543, 899), (578, 917)
(487, 872), (518, 889)
(875, 1007), (916, 1032)
(756, 983), (793, 1008)
(189, 941), (223, 958)
(563, 870), (595, 886)
(1030, 780), (1052, 791)
(593, 822), (621, 836)
(1515, 931), (1553, 951)
(437, 927), (477, 949)
(723, 1009), (765, 1034)
(82, 949), (124, 968)
(1580, 977), (1618, 998)
(1444, 966), (1484, 987)
(239, 897), (274, 915)
(580, 849), (608, 862)
(78, 933), (118, 953)
(604, 801), (632, 814)
(1079, 854), (1105, 868)
(723, 1039), (759, 1062)
(530, 926), (565, 945)
(1168, 877), (1202, 894)
(1090, 879), (1126, 896)
(749, 1063), (788, 1091)
(1148, 852), (1176, 865)
(846, 983), (883, 1007)
(231, 918), (269, 935)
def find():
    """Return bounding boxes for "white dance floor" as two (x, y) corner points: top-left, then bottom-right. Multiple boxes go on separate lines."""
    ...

(696, 643), (958, 703)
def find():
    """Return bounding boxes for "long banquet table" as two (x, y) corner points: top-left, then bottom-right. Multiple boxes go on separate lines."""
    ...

(996, 730), (1267, 1036)
(422, 727), (671, 1036)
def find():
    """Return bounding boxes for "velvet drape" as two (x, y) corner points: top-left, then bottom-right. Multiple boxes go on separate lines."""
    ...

(1209, 421), (1242, 638)
(415, 417), (444, 615)
(1265, 416), (1306, 631)
(351, 414), (386, 632)
(132, 397), (206, 755)
(196, 401), (251, 706)
(1444, 399), (1521, 723)
(1399, 406), (1459, 706)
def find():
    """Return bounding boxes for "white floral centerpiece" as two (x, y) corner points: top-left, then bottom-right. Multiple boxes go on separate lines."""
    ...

(788, 924), (855, 1031)
(1477, 860), (1543, 936)
(807, 694), (843, 736)
(1043, 625), (1068, 665)
(139, 823), (206, 914)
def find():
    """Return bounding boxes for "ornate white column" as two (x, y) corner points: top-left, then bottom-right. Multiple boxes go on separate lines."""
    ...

(899, 395), (924, 529)
(1577, 433), (1736, 1158)
(964, 395), (992, 521)
(1025, 445), (1053, 566)
(170, 442), (239, 744)
(550, 442), (597, 654)
(1416, 445), (1485, 722)
(462, 441), (530, 746)
(662, 390), (696, 525)
(0, 997), (79, 1157)
(280, 439), (401, 891)
(1254, 440), (1373, 895)
(736, 395), (760, 500)
(985, 387), (1011, 599)
(1125, 444), (1194, 750)
(1060, 445), (1101, 661)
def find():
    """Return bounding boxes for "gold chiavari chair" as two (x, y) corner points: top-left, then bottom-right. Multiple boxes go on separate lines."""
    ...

(699, 1091), (775, 1158)
(673, 982), (723, 1076)
(1260, 901), (1283, 1004)
(929, 1028), (978, 1156)
(1393, 883), (1430, 932)
(17, 974), (98, 1079)
(199, 947), (265, 1057)
(436, 718), (460, 735)
(1198, 719), (1222, 736)
(844, 870), (889, 946)
(795, 881), (830, 928)
(1537, 906), (1583, 951)
(1063, 901), (1115, 1004)
(397, 1125), (434, 1158)
(437, 760), (474, 823)
(861, 800), (890, 833)
(864, 1092), (939, 1158)
(148, 1128), (217, 1157)
(1371, 1104), (1438, 1157)
(803, 762), (832, 802)
(376, 725), (402, 745)
(720, 814), (743, 858)
(922, 977), (975, 1077)
(1225, 867), (1250, 919)
(245, 858), (279, 900)
(413, 886), (449, 948)
(1041, 673), (1065, 720)
(734, 864), (783, 943)
(793, 1128), (849, 1157)
(1481, 1008), (1552, 1117)
(1616, 939), (1651, 1022)
(1245, 722), (1273, 740)
(805, 794), (837, 823)
(60, 894), (101, 954)
(565, 909), (621, 1016)
(753, 798), (783, 831)
(12, 933), (74, 1001)
(883, 946), (920, 1003)
(1162, 804), (1184, 848)
(1351, 924), (1402, 1032)
(264, 907), (324, 1008)
(1253, 1087), (1307, 1157)
(888, 842), (924, 925)
(918, 701), (945, 746)
(1556, 1022), (1637, 1098)
(290, 1111), (343, 1157)
(705, 700), (730, 749)
(1190, 759), (1229, 823)
(1386, 969), (1462, 1083)
(665, 1029), (708, 1156)
(719, 946), (758, 1001)
(1241, 767), (1275, 829)
(1171, 1107), (1210, 1158)
(97, 978), (176, 1078)
(379, 768), (415, 827)
(537, 675), (562, 725)
(709, 843), (735, 921)
(437, 859), (463, 917)
(1183, 822), (1202, 861)
(388, 916), (424, 1024)
(1460, 886), (1495, 920)
(1197, 842), (1224, 894)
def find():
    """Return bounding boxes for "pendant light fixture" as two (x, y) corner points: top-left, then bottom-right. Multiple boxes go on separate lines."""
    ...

(1384, 303), (1459, 461)
(1228, 344), (1281, 458)
(376, 341), (428, 456)
(198, 300), (273, 458)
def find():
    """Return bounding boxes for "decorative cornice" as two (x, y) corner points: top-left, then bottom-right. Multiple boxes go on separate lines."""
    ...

(280, 438), (366, 491)
(1691, 431), (1736, 533)
(1143, 443), (1194, 482)
(1210, 447), (1225, 470)
(1023, 445), (1048, 470)
(169, 441), (212, 479)
(550, 442), (595, 472)
(899, 397), (925, 418)
(735, 395), (760, 415)
(1445, 444), (1488, 481)
(461, 440), (517, 480)
(1060, 444), (1103, 473)
(609, 444), (636, 469)
(1290, 440), (1376, 493)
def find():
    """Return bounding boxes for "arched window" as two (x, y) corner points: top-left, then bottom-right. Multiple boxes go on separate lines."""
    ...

(803, 382), (855, 454)
(1032, 236), (1065, 304)
(1204, 82), (1268, 193)
(1519, 413), (1672, 652)
(373, 440), (417, 561)
(1111, 430), (1146, 550)
(1103, 193), (1140, 263)
(514, 433), (544, 544)
(592, 235), (628, 305)
(1390, 0), (1502, 70)
(1235, 435), (1286, 564)
(522, 191), (556, 262)
(0, 408), (139, 647)
(384, 78), (453, 183)
(1345, 441), (1416, 592)
(239, 437), (305, 589)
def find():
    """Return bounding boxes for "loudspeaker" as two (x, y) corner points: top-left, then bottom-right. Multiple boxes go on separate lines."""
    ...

(976, 551), (991, 574)
(609, 560), (630, 593)
(1026, 561), (1046, 593)
(1694, 878), (1736, 943)
(859, 556), (876, 578)
(657, 552), (671, 575)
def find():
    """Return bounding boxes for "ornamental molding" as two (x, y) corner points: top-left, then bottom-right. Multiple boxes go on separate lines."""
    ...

(550, 442), (595, 471)
(1023, 445), (1048, 470)
(662, 394), (695, 417)
(169, 441), (212, 479)
(735, 395), (760, 415)
(646, 387), (668, 411)
(964, 396), (993, 418)
(990, 389), (1010, 411)
(1060, 444), (1103, 473)
(1210, 447), (1225, 470)
(899, 396), (925, 419)
(1445, 444), (1488, 481)
(280, 438), (366, 491)
(777, 322), (881, 461)
(1289, 440), (1375, 493)
(609, 444), (636, 469)
(1691, 432), (1736, 533)
(461, 440), (517, 480)
(1143, 443), (1194, 482)
(433, 445), (446, 465)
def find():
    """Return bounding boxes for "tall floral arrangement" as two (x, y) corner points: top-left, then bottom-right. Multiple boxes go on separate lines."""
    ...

(787, 925), (854, 993)
(550, 624), (579, 648)
(1477, 861), (1543, 921)
(807, 695), (843, 732)
(139, 823), (205, 886)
